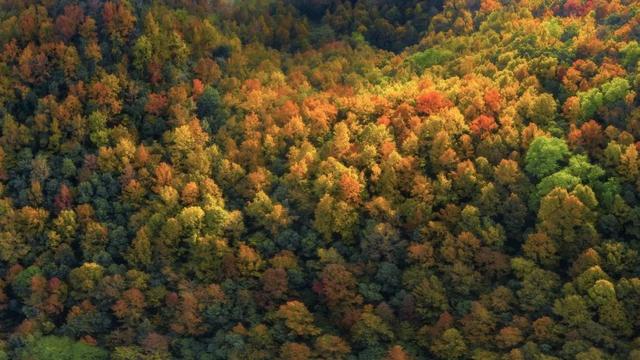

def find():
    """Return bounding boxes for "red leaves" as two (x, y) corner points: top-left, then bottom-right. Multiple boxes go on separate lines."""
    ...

(315, 264), (361, 311)
(18, 44), (49, 84)
(580, 120), (604, 146)
(55, 5), (84, 40)
(142, 333), (169, 353)
(377, 115), (391, 126)
(89, 74), (122, 114)
(261, 268), (288, 299)
(563, 0), (595, 17)
(415, 90), (452, 115)
(148, 62), (163, 85)
(154, 162), (173, 188)
(567, 120), (604, 154)
(169, 291), (206, 335)
(54, 184), (72, 212)
(103, 1), (136, 43)
(386, 345), (411, 360)
(165, 292), (179, 307)
(112, 288), (146, 323)
(302, 96), (338, 136)
(192, 79), (205, 98)
(470, 115), (497, 137)
(480, 0), (502, 13)
(144, 93), (168, 116)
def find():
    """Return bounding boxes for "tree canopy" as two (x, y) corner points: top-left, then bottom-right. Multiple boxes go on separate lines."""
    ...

(0, 0), (640, 359)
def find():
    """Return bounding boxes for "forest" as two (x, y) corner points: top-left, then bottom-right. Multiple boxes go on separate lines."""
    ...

(1, 0), (640, 359)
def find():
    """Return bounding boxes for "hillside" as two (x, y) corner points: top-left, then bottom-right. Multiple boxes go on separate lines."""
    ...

(1, 0), (640, 359)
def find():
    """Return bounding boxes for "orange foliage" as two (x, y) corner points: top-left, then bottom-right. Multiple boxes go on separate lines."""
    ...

(55, 5), (84, 40)
(145, 93), (168, 116)
(338, 173), (361, 203)
(415, 91), (452, 115)
(470, 115), (498, 137)
(54, 184), (73, 211)
(484, 88), (501, 112)
(103, 1), (136, 43)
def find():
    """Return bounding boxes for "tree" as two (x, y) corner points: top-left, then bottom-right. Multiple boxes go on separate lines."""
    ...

(537, 188), (598, 257)
(246, 191), (292, 235)
(430, 328), (467, 360)
(112, 287), (146, 327)
(528, 93), (557, 127)
(553, 295), (590, 328)
(511, 257), (561, 311)
(523, 232), (558, 268)
(525, 137), (570, 178)
(313, 194), (358, 242)
(103, 1), (136, 46)
(260, 268), (288, 305)
(470, 115), (497, 138)
(351, 305), (394, 347)
(314, 263), (362, 313)
(495, 326), (523, 349)
(0, 231), (30, 264)
(484, 88), (501, 112)
(411, 275), (449, 321)
(277, 301), (320, 337)
(415, 91), (452, 115)
(87, 111), (110, 147)
(20, 336), (108, 360)
(460, 302), (496, 346)
(197, 86), (228, 133)
(169, 290), (206, 336)
(145, 93), (168, 116)
(578, 88), (604, 121)
(68, 263), (104, 300)
(618, 144), (640, 182)
(314, 334), (351, 359)
(54, 184), (73, 212)
(385, 345), (412, 360)
(280, 342), (312, 360)
(126, 228), (152, 268)
(535, 170), (581, 200)
(55, 5), (84, 40)
(178, 206), (205, 235)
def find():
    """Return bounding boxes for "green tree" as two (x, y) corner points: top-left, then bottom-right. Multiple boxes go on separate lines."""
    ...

(277, 300), (320, 337)
(430, 328), (467, 360)
(197, 86), (228, 133)
(525, 137), (570, 178)
(20, 336), (108, 360)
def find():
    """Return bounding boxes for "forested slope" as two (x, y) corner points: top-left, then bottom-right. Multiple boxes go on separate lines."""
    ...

(1, 0), (640, 359)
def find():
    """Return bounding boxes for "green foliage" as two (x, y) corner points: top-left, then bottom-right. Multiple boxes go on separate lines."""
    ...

(578, 77), (630, 121)
(12, 266), (42, 300)
(553, 295), (590, 327)
(88, 111), (110, 147)
(196, 86), (227, 133)
(621, 41), (640, 68)
(536, 170), (581, 199)
(431, 328), (467, 359)
(567, 155), (605, 184)
(132, 35), (153, 71)
(409, 48), (455, 70)
(578, 88), (604, 121)
(1, 1), (640, 359)
(525, 137), (570, 178)
(20, 336), (108, 360)
(602, 77), (631, 104)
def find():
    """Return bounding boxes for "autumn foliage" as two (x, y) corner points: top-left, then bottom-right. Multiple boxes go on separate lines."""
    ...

(1, 0), (640, 359)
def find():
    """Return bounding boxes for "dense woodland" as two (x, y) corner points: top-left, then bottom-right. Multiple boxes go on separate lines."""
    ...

(1, 0), (640, 358)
